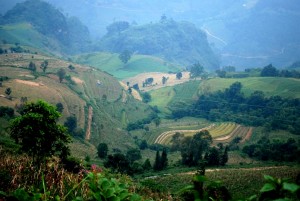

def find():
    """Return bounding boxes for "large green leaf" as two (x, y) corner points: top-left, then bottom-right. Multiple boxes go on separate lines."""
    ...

(104, 188), (116, 198)
(283, 182), (300, 193)
(263, 175), (275, 182)
(129, 194), (142, 201)
(110, 196), (120, 201)
(260, 183), (276, 192)
(100, 180), (111, 191)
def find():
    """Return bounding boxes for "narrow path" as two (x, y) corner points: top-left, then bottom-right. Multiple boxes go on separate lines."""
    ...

(180, 166), (290, 175)
(85, 106), (93, 140)
(241, 127), (253, 143)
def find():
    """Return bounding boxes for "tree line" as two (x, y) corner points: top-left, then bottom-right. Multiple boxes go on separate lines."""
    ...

(171, 82), (300, 134)
(243, 137), (300, 162)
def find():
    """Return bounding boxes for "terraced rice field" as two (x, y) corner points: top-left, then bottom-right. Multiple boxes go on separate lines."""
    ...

(154, 123), (253, 145)
(208, 123), (237, 138)
(214, 125), (252, 143)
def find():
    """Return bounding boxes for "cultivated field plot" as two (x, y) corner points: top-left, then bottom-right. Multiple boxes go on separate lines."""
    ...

(153, 123), (253, 145)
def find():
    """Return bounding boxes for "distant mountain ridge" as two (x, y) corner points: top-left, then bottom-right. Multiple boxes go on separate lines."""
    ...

(2, 0), (299, 68)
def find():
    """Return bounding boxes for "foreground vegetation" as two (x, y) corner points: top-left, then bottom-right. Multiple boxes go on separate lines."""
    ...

(1, 150), (299, 200)
(1, 99), (299, 201)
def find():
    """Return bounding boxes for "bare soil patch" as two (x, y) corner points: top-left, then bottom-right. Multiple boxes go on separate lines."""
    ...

(123, 72), (197, 92)
(15, 79), (43, 87)
(72, 77), (84, 84)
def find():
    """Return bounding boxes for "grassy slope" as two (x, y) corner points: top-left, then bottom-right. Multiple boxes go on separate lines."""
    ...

(0, 52), (154, 157)
(149, 80), (201, 114)
(73, 52), (181, 79)
(206, 77), (300, 98)
(0, 23), (62, 55)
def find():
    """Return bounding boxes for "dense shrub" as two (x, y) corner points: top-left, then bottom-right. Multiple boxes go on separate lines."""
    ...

(0, 106), (14, 118)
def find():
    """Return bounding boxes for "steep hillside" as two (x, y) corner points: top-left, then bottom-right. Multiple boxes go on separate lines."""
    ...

(96, 19), (220, 70)
(0, 51), (156, 155)
(0, 0), (91, 54)
(0, 23), (64, 55)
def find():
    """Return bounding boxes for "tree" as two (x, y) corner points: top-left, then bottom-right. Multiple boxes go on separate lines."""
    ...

(190, 62), (204, 78)
(64, 116), (77, 134)
(171, 132), (184, 151)
(176, 72), (183, 80)
(40, 60), (48, 73)
(139, 140), (148, 150)
(153, 150), (161, 171)
(142, 158), (152, 170)
(224, 82), (243, 99)
(104, 153), (130, 174)
(191, 131), (212, 162)
(220, 146), (229, 166)
(0, 106), (14, 118)
(261, 64), (278, 77)
(9, 100), (71, 166)
(56, 102), (64, 113)
(119, 50), (132, 64)
(180, 130), (212, 166)
(68, 64), (75, 71)
(97, 143), (108, 159)
(206, 147), (220, 166)
(5, 87), (12, 96)
(161, 148), (168, 169)
(141, 92), (151, 103)
(128, 87), (132, 94)
(162, 76), (168, 85)
(154, 117), (161, 127)
(132, 83), (139, 90)
(144, 77), (154, 86)
(28, 61), (36, 72)
(57, 68), (66, 83)
(126, 148), (142, 163)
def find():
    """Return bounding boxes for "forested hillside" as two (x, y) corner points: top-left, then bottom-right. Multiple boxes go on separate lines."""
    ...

(0, 0), (91, 54)
(96, 18), (220, 70)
